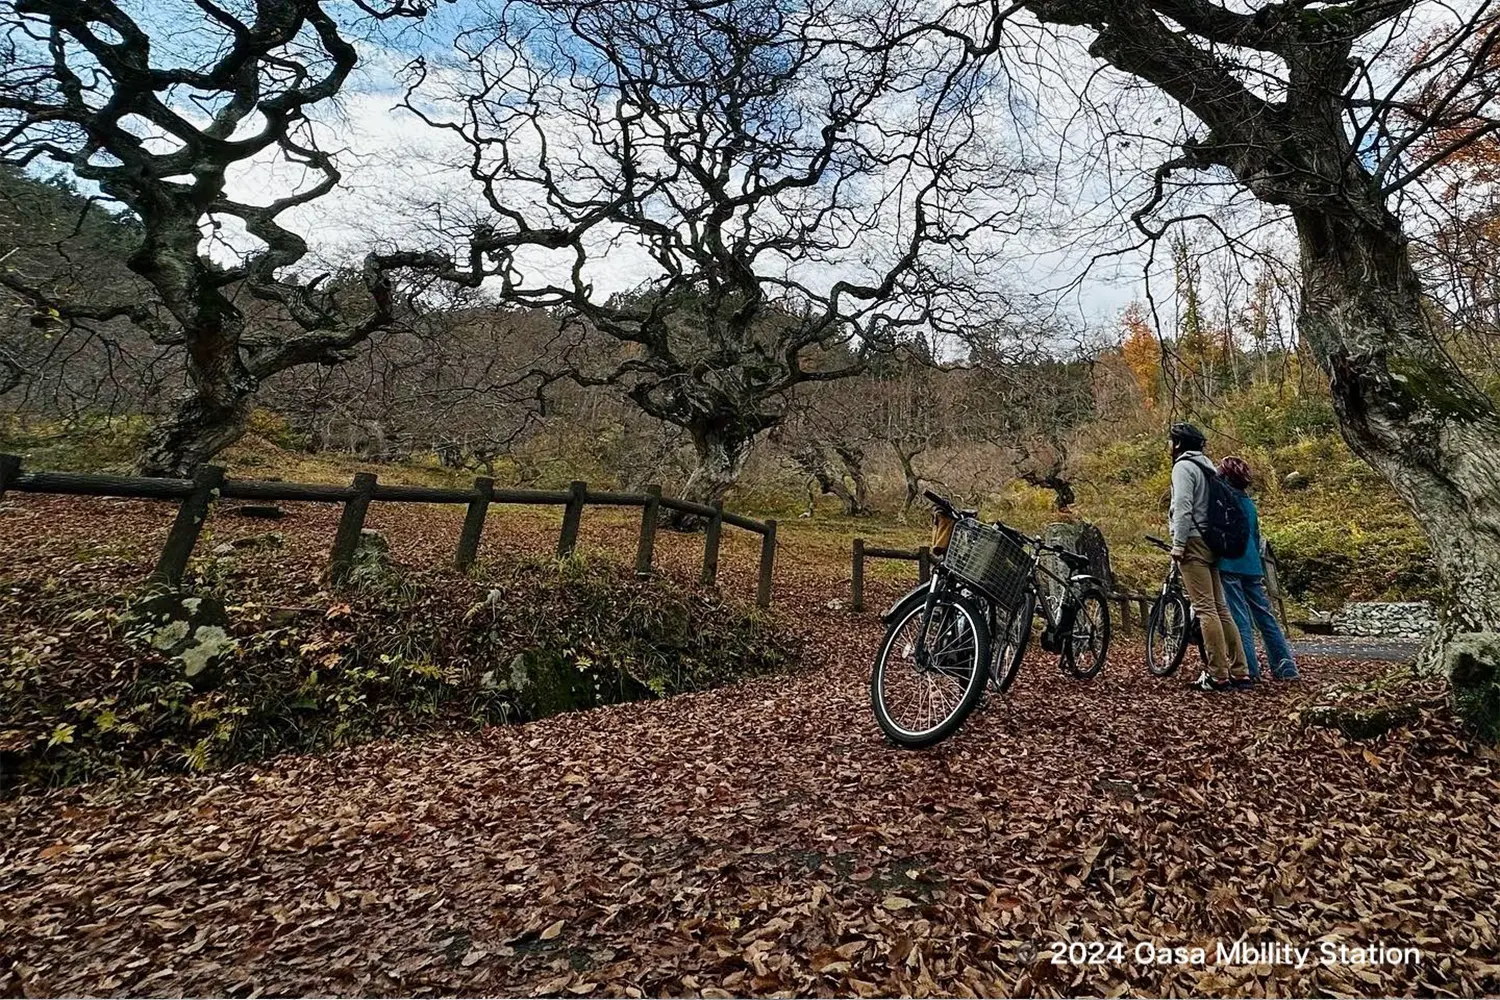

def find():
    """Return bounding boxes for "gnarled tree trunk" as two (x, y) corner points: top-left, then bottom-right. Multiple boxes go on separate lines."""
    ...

(893, 444), (922, 517)
(669, 423), (760, 530)
(789, 440), (870, 516)
(137, 323), (257, 477)
(1292, 200), (1500, 659)
(832, 444), (870, 516)
(1020, 470), (1076, 511)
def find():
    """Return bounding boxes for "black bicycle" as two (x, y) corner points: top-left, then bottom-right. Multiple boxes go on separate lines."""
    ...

(869, 491), (1113, 748)
(1143, 534), (1205, 676)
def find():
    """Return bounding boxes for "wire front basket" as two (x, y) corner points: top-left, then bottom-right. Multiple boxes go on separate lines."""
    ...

(944, 519), (1032, 611)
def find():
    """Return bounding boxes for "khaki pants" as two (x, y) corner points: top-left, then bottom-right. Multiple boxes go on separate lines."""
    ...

(1179, 538), (1249, 682)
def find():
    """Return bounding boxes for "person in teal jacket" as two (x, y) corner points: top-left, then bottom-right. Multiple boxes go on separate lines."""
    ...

(1216, 457), (1300, 681)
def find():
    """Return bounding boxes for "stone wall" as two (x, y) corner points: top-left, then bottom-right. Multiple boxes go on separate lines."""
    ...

(1333, 602), (1438, 640)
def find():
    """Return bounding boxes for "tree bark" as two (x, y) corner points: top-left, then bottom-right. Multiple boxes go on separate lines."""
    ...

(833, 444), (871, 516)
(894, 444), (922, 516)
(1291, 201), (1500, 659)
(1021, 470), (1076, 511)
(669, 425), (760, 530)
(137, 323), (257, 478)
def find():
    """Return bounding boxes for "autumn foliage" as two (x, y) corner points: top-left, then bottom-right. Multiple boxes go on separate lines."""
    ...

(1119, 302), (1162, 407)
(1, 492), (1497, 997)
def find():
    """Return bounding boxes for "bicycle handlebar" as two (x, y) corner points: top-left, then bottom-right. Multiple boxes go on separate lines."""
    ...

(924, 490), (1041, 547)
(923, 489), (955, 513)
(1144, 534), (1171, 552)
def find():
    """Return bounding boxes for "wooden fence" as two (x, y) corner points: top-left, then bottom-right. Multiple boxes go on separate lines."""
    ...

(0, 455), (778, 607)
(849, 538), (931, 612)
(848, 535), (1155, 632)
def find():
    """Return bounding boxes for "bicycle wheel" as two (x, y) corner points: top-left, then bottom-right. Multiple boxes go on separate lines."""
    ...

(1146, 592), (1191, 677)
(871, 591), (991, 748)
(991, 589), (1035, 692)
(1061, 588), (1111, 679)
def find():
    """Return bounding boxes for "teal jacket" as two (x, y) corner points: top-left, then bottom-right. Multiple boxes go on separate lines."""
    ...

(1217, 489), (1263, 576)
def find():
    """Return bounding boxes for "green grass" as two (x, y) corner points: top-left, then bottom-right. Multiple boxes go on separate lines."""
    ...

(3, 395), (1436, 610)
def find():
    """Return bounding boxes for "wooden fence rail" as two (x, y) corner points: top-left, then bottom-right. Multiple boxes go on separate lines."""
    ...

(850, 535), (1157, 634)
(850, 538), (932, 612)
(0, 456), (778, 607)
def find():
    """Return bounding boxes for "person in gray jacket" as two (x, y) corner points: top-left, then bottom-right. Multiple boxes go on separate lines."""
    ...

(1167, 423), (1251, 692)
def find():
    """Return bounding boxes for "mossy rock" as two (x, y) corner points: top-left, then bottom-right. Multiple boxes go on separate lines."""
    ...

(125, 590), (238, 684)
(1301, 702), (1421, 741)
(1446, 632), (1500, 743)
(506, 648), (651, 719)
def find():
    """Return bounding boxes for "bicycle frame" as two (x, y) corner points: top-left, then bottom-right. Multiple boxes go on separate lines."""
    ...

(883, 531), (1108, 655)
(894, 564), (988, 680)
(1147, 537), (1198, 631)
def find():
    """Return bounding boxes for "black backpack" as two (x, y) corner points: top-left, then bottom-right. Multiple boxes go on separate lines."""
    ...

(1176, 456), (1249, 560)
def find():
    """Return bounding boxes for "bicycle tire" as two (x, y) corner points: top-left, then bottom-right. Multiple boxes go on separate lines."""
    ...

(991, 589), (1035, 692)
(1062, 587), (1111, 679)
(1146, 592), (1191, 677)
(870, 590), (991, 749)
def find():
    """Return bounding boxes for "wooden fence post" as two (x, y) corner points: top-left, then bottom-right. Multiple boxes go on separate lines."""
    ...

(701, 501), (723, 585)
(454, 476), (494, 572)
(150, 464), (224, 587)
(917, 545), (931, 583)
(635, 484), (661, 577)
(0, 453), (21, 500)
(756, 518), (777, 609)
(1116, 596), (1131, 634)
(330, 471), (377, 585)
(557, 480), (586, 557)
(851, 538), (865, 612)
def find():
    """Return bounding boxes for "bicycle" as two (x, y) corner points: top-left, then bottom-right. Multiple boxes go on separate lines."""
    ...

(869, 491), (1114, 748)
(1143, 534), (1206, 677)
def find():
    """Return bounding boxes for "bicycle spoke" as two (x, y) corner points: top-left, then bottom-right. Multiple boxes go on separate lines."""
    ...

(878, 603), (979, 738)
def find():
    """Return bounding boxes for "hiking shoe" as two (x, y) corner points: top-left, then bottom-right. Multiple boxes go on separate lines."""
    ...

(1230, 676), (1255, 690)
(1190, 671), (1233, 693)
(1274, 668), (1301, 681)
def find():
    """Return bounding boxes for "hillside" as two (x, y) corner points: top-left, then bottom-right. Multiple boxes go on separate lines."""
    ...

(3, 375), (1433, 618)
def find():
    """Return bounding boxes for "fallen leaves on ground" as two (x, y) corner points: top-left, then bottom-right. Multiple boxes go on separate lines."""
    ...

(0, 496), (1497, 998)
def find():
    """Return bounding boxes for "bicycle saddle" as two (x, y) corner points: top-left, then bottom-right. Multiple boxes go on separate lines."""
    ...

(1057, 550), (1091, 571)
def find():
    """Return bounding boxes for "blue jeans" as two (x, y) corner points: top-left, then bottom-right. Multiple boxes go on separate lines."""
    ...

(1221, 572), (1298, 679)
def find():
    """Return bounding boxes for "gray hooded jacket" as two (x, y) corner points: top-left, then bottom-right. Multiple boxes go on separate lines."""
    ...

(1169, 450), (1216, 549)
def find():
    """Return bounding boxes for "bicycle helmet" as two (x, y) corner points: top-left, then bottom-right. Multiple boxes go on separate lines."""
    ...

(1218, 455), (1253, 490)
(1168, 422), (1206, 455)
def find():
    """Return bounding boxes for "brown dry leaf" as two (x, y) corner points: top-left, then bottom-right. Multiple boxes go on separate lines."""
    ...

(0, 494), (1491, 1000)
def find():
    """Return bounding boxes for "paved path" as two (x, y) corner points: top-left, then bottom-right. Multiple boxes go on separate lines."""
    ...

(1292, 635), (1422, 663)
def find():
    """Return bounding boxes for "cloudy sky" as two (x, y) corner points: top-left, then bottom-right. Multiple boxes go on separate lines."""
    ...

(44, 0), (1371, 343)
(209, 3), (1178, 334)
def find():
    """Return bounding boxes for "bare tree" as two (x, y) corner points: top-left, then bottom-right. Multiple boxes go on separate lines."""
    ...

(963, 351), (1097, 511)
(395, 0), (1018, 517)
(775, 373), (877, 517)
(1001, 1), (1500, 648)
(0, 0), (449, 475)
(0, 166), (177, 427)
(874, 355), (950, 518)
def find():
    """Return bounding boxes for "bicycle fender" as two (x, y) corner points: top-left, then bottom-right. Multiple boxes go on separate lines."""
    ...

(880, 581), (930, 622)
(1068, 574), (1107, 589)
